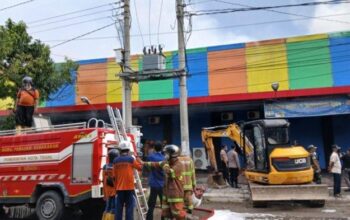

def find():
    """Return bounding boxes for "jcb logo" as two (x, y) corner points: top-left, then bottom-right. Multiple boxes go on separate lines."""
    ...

(295, 158), (306, 164)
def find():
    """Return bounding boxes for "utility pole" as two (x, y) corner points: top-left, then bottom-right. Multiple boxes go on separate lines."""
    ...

(176, 0), (190, 156)
(122, 0), (132, 129)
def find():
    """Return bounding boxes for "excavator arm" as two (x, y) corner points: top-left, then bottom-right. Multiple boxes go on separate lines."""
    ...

(201, 124), (253, 172)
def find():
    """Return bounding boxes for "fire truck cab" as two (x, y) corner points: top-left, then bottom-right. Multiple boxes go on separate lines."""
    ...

(0, 118), (138, 219)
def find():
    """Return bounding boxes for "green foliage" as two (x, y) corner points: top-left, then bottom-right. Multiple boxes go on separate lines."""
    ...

(0, 19), (78, 130)
(0, 113), (15, 130)
(0, 19), (78, 101)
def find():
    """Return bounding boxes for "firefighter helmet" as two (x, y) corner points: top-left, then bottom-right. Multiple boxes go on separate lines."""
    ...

(22, 76), (33, 86)
(119, 140), (131, 151)
(108, 149), (119, 162)
(164, 144), (181, 158)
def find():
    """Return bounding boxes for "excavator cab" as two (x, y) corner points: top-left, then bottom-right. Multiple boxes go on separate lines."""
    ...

(242, 119), (290, 173)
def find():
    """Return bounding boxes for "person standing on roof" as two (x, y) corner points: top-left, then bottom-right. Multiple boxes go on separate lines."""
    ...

(102, 149), (119, 220)
(113, 140), (142, 220)
(14, 76), (39, 132)
(307, 145), (322, 184)
(145, 141), (165, 220)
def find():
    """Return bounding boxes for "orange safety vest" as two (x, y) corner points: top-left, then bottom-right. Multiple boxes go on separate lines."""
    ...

(103, 164), (116, 198)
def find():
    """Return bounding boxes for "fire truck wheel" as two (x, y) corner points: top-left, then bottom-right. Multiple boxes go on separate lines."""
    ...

(36, 191), (64, 220)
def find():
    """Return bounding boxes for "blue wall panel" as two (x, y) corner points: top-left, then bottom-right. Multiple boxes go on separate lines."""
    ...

(289, 118), (326, 168)
(46, 70), (76, 107)
(207, 43), (245, 52)
(332, 115), (350, 151)
(139, 117), (164, 142)
(330, 37), (350, 86)
(78, 58), (108, 65)
(172, 52), (209, 98)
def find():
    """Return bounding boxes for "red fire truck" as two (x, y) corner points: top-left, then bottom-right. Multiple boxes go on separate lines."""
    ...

(0, 119), (138, 220)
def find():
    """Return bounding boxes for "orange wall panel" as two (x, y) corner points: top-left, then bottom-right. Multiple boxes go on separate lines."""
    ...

(76, 62), (107, 105)
(208, 48), (247, 95)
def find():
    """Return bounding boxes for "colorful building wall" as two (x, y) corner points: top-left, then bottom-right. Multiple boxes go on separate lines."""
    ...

(2, 30), (350, 110)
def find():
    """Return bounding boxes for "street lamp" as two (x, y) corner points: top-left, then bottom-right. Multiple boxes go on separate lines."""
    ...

(80, 96), (91, 105)
(271, 82), (279, 92)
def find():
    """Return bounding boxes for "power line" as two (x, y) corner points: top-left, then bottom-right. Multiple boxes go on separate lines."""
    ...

(29, 9), (114, 29)
(32, 16), (113, 34)
(40, 12), (350, 44)
(27, 2), (121, 25)
(157, 0), (164, 45)
(148, 0), (152, 46)
(133, 0), (145, 46)
(50, 22), (116, 49)
(0, 0), (34, 12)
(71, 40), (350, 74)
(214, 0), (350, 26)
(190, 0), (350, 16)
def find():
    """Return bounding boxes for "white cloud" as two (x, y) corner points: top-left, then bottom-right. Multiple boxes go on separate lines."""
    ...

(307, 3), (350, 34)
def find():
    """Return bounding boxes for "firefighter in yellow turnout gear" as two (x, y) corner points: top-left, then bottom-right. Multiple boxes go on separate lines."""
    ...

(144, 145), (197, 220)
(179, 156), (196, 214)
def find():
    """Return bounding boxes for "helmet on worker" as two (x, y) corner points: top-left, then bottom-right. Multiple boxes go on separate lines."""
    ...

(22, 76), (33, 87)
(119, 140), (132, 152)
(108, 148), (120, 162)
(163, 144), (181, 160)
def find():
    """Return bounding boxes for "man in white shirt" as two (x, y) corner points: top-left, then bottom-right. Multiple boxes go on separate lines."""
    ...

(227, 144), (241, 188)
(328, 144), (342, 197)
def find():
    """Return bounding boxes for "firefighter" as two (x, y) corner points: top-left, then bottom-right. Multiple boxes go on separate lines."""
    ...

(14, 76), (39, 133)
(113, 140), (142, 220)
(178, 155), (196, 214)
(102, 148), (119, 220)
(143, 145), (197, 220)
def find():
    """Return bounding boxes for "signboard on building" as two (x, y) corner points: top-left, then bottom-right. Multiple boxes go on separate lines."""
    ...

(264, 97), (350, 118)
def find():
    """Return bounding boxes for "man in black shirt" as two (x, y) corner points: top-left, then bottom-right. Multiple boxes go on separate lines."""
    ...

(341, 149), (350, 192)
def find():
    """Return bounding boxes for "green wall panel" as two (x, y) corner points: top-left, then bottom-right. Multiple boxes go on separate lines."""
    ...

(139, 51), (174, 101)
(287, 39), (333, 89)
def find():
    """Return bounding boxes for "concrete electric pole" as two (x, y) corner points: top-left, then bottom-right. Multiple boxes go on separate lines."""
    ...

(176, 0), (190, 156)
(122, 0), (132, 129)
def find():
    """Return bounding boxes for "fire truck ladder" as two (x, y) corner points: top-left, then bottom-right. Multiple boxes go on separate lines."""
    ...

(107, 105), (149, 220)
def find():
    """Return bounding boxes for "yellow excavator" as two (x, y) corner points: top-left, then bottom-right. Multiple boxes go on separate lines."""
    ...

(201, 119), (328, 207)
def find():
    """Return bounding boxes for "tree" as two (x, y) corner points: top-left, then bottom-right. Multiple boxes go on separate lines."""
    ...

(0, 19), (78, 129)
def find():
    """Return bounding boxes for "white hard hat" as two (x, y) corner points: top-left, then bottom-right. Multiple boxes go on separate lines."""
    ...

(119, 140), (131, 151)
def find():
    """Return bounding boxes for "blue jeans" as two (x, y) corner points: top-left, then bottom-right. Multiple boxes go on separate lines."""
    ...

(333, 173), (341, 195)
(105, 196), (115, 213)
(115, 190), (135, 220)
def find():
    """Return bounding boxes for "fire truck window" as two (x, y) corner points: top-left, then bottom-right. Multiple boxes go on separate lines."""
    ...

(72, 143), (93, 184)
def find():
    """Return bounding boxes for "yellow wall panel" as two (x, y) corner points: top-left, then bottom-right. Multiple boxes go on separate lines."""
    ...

(287, 34), (328, 43)
(130, 55), (139, 101)
(246, 44), (289, 92)
(0, 97), (14, 110)
(107, 59), (123, 103)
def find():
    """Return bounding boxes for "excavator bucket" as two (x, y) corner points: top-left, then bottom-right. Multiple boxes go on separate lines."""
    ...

(207, 172), (228, 189)
(249, 182), (328, 207)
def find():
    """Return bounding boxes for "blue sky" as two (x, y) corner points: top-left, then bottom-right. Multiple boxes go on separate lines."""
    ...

(1, 0), (350, 62)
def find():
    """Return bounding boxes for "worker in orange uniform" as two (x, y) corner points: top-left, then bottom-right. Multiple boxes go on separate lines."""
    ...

(14, 76), (39, 133)
(178, 155), (196, 214)
(102, 149), (119, 220)
(113, 140), (142, 220)
(143, 145), (197, 220)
